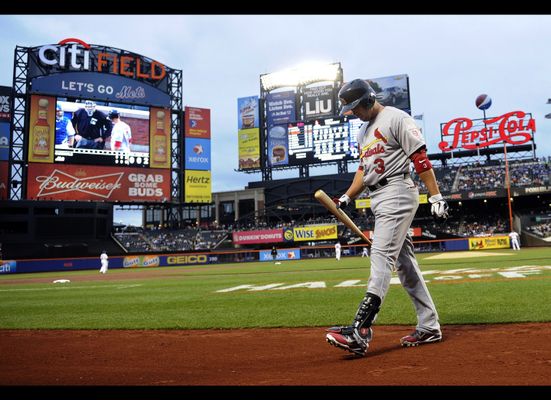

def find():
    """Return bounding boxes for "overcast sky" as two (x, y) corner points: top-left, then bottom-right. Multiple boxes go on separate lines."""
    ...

(1, 15), (550, 224)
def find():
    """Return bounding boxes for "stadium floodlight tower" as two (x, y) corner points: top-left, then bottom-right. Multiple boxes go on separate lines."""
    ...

(259, 62), (343, 181)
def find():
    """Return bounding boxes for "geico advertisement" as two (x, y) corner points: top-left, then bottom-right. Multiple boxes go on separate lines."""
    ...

(166, 254), (209, 265)
(469, 236), (510, 250)
(27, 164), (171, 202)
(184, 170), (211, 203)
(259, 249), (301, 262)
(292, 224), (337, 241)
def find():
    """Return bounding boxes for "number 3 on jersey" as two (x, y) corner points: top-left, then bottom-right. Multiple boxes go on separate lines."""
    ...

(374, 158), (385, 174)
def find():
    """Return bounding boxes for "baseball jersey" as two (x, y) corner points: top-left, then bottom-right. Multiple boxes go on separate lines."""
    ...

(100, 252), (108, 262)
(111, 121), (132, 152)
(508, 232), (520, 241)
(357, 106), (425, 186)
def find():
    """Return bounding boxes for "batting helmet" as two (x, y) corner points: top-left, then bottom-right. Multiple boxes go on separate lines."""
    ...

(108, 109), (120, 119)
(338, 79), (376, 115)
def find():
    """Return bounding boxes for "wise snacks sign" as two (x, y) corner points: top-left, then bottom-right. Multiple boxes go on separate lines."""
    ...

(292, 224), (337, 242)
(439, 111), (535, 152)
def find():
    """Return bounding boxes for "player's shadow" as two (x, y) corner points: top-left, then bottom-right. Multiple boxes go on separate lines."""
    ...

(339, 342), (423, 361)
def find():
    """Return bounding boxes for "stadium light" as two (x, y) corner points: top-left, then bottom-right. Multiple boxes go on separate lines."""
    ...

(260, 62), (341, 91)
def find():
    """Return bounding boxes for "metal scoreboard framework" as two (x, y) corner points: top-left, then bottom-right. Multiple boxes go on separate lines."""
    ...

(7, 38), (183, 205)
(237, 63), (413, 181)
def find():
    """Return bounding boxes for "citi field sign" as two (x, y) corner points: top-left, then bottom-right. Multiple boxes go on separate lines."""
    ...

(439, 111), (535, 152)
(27, 38), (173, 106)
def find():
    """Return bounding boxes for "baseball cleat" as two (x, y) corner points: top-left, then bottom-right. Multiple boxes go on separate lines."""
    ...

(325, 325), (372, 356)
(400, 329), (442, 347)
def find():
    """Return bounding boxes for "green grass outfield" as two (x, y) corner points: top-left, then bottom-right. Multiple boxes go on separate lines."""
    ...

(0, 247), (550, 329)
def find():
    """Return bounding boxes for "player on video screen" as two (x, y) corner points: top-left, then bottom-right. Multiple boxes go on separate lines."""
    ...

(108, 109), (132, 152)
(71, 100), (112, 150)
(55, 104), (75, 148)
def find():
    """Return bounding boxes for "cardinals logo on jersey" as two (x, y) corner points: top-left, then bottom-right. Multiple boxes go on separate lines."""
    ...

(373, 128), (388, 144)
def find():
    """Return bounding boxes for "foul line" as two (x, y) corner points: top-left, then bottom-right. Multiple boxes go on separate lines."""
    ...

(0, 284), (143, 292)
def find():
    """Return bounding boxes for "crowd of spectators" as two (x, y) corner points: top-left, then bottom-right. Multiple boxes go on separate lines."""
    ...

(114, 227), (229, 252)
(527, 223), (551, 238)
(416, 212), (508, 238)
(411, 159), (550, 193)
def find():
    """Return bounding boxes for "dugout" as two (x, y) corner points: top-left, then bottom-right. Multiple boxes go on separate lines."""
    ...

(0, 200), (117, 259)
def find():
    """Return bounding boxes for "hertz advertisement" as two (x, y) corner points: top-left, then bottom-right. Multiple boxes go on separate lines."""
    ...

(293, 224), (338, 242)
(184, 170), (211, 203)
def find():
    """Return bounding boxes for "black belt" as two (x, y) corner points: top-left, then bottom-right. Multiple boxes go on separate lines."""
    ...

(367, 173), (409, 192)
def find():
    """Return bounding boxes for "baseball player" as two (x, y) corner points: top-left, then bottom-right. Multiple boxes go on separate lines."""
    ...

(361, 247), (369, 257)
(108, 109), (132, 152)
(335, 242), (342, 261)
(325, 78), (449, 356)
(99, 250), (109, 274)
(508, 230), (520, 250)
(72, 100), (112, 149)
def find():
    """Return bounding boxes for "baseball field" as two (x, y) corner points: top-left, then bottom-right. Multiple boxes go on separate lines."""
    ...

(1, 246), (550, 385)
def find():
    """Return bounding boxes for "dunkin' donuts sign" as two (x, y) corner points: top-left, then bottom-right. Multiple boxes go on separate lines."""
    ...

(27, 164), (171, 202)
(439, 111), (535, 152)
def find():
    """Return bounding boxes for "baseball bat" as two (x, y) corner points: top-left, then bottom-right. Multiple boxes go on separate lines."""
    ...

(314, 189), (372, 245)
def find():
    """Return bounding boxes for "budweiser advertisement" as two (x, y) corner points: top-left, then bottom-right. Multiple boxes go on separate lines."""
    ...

(27, 163), (171, 202)
(439, 111), (535, 152)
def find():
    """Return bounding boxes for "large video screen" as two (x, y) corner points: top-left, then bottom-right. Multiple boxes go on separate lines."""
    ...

(54, 100), (151, 168)
(268, 116), (363, 167)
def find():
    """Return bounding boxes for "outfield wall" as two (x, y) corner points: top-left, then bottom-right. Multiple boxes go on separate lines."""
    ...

(0, 236), (514, 275)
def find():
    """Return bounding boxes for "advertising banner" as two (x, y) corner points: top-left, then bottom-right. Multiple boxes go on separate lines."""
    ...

(0, 161), (8, 200)
(0, 123), (8, 161)
(237, 96), (259, 130)
(302, 84), (336, 121)
(259, 248), (301, 262)
(469, 236), (510, 250)
(30, 72), (171, 107)
(28, 38), (171, 95)
(122, 255), (160, 268)
(293, 224), (338, 242)
(149, 107), (171, 169)
(265, 90), (296, 127)
(232, 229), (284, 245)
(27, 163), (171, 202)
(367, 74), (411, 115)
(184, 137), (211, 171)
(356, 195), (426, 208)
(439, 111), (535, 153)
(238, 128), (260, 169)
(443, 189), (508, 201)
(0, 260), (16, 274)
(28, 94), (56, 163)
(184, 170), (211, 203)
(267, 125), (289, 166)
(185, 107), (211, 139)
(0, 86), (11, 121)
(355, 198), (371, 209)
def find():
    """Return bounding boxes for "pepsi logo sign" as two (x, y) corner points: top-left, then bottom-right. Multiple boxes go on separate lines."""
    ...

(475, 94), (492, 110)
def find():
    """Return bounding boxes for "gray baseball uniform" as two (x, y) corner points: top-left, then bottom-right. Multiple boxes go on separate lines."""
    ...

(357, 106), (440, 334)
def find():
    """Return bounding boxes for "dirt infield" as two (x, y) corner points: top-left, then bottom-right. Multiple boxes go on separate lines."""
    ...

(1, 322), (550, 385)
